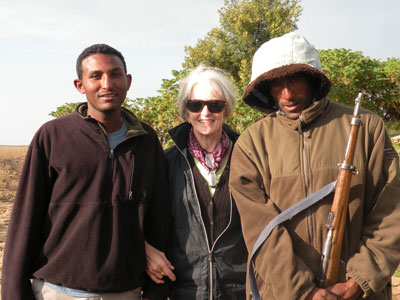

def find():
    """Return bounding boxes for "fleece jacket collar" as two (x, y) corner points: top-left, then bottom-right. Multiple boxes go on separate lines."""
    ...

(76, 102), (147, 137)
(276, 98), (330, 130)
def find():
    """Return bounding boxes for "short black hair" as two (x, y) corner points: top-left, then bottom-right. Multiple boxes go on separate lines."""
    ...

(76, 44), (127, 79)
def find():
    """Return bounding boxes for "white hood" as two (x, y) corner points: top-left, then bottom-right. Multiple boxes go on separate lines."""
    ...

(243, 32), (331, 114)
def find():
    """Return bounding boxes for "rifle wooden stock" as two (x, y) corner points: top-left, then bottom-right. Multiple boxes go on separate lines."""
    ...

(318, 93), (363, 288)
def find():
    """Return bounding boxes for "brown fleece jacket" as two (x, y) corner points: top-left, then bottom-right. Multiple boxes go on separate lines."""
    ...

(2, 104), (170, 300)
(229, 99), (400, 300)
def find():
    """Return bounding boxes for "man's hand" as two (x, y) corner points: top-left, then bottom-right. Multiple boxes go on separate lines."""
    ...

(307, 278), (362, 300)
(145, 241), (176, 284)
(329, 278), (362, 300)
(306, 287), (339, 300)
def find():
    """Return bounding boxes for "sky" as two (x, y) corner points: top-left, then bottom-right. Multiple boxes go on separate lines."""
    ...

(1, 0), (399, 145)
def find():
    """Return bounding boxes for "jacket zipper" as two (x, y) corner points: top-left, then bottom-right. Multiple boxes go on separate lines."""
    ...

(208, 192), (235, 300)
(97, 121), (115, 203)
(177, 147), (235, 300)
(211, 192), (233, 250)
(176, 146), (214, 299)
(299, 116), (309, 195)
(128, 154), (135, 201)
(108, 149), (115, 203)
(299, 116), (315, 257)
(95, 118), (145, 203)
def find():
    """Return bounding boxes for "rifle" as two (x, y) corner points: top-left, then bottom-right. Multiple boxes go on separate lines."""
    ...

(317, 92), (363, 288)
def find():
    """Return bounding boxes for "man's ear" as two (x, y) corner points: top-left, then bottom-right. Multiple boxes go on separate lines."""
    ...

(126, 74), (132, 90)
(74, 79), (85, 94)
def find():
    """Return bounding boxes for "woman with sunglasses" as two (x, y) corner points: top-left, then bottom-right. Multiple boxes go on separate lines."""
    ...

(144, 65), (247, 300)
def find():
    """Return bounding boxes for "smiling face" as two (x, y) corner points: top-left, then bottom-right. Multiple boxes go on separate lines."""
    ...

(187, 80), (227, 142)
(74, 53), (132, 119)
(269, 73), (315, 119)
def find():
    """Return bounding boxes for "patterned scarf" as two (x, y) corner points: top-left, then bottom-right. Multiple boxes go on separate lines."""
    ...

(188, 128), (230, 172)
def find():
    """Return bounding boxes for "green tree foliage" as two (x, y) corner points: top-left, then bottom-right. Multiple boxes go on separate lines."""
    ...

(130, 0), (302, 146)
(319, 49), (400, 121)
(50, 0), (302, 146)
(386, 121), (400, 138)
(128, 69), (187, 147)
(50, 1), (400, 149)
(382, 58), (400, 120)
(49, 101), (135, 118)
(49, 102), (80, 118)
(184, 0), (302, 90)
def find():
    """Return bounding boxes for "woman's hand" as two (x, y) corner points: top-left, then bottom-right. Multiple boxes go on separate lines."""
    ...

(145, 241), (176, 284)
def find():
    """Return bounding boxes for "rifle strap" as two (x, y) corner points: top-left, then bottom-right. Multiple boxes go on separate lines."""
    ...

(249, 180), (337, 300)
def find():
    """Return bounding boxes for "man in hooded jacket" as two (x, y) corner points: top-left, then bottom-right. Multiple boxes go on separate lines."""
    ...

(229, 32), (400, 300)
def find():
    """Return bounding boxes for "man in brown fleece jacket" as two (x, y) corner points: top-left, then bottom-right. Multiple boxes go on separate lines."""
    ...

(2, 44), (170, 300)
(229, 33), (400, 300)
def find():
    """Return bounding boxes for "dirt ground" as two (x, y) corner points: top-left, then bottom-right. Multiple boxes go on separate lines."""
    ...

(0, 145), (399, 299)
(0, 146), (28, 297)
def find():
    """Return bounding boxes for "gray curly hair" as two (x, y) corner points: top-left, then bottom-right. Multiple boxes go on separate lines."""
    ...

(177, 65), (237, 121)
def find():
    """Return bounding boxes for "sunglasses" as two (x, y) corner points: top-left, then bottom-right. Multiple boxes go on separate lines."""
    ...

(186, 100), (226, 113)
